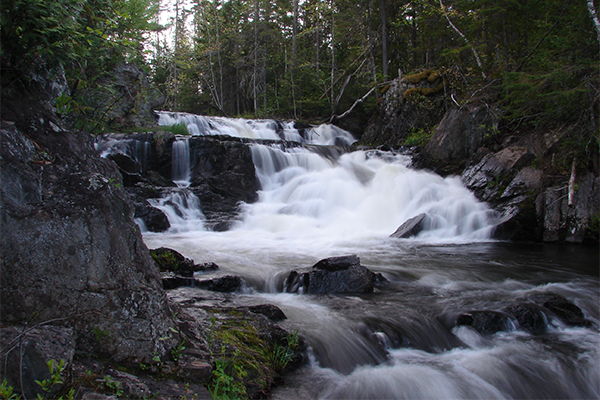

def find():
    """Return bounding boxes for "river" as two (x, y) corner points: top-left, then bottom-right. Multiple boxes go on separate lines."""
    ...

(138, 113), (599, 399)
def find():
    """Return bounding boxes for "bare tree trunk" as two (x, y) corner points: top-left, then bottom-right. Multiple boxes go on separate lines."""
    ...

(253, 0), (259, 114)
(291, 0), (299, 118)
(380, 0), (388, 79)
(568, 158), (577, 206)
(214, 0), (224, 110)
(587, 0), (600, 43)
(330, 0), (336, 115)
(439, 0), (487, 80)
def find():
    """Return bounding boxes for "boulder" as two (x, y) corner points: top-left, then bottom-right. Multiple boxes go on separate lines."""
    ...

(390, 213), (427, 238)
(313, 255), (361, 271)
(1, 80), (176, 363)
(423, 105), (501, 165)
(361, 71), (447, 148)
(150, 247), (200, 277)
(247, 304), (288, 322)
(284, 255), (381, 294)
(503, 303), (548, 334)
(134, 201), (170, 232)
(455, 311), (514, 335)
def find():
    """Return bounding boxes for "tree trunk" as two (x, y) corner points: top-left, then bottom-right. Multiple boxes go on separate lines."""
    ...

(439, 0), (487, 80)
(587, 0), (600, 44)
(380, 0), (388, 80)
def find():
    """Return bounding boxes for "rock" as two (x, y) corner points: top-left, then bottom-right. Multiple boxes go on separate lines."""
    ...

(1, 81), (176, 364)
(199, 275), (244, 293)
(313, 255), (361, 271)
(162, 274), (198, 290)
(97, 63), (163, 129)
(423, 105), (502, 165)
(134, 201), (170, 232)
(390, 213), (427, 238)
(462, 146), (535, 196)
(361, 74), (446, 148)
(455, 311), (514, 335)
(247, 304), (288, 321)
(285, 256), (378, 294)
(150, 247), (197, 276)
(105, 369), (152, 399)
(106, 152), (142, 175)
(529, 293), (593, 328)
(0, 325), (75, 399)
(177, 357), (213, 384)
(503, 303), (548, 334)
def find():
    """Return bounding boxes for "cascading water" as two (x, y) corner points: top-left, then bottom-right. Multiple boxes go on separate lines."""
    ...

(171, 138), (191, 187)
(95, 135), (152, 171)
(139, 113), (598, 400)
(157, 111), (356, 146)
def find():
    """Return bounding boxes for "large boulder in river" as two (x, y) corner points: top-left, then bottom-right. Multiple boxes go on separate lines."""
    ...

(390, 213), (428, 238)
(0, 75), (176, 363)
(284, 255), (382, 294)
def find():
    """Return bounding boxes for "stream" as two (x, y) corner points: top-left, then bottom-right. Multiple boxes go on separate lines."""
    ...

(137, 112), (599, 399)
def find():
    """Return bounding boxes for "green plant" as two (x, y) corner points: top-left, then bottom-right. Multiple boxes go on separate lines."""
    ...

(162, 123), (190, 136)
(100, 376), (123, 397)
(404, 128), (433, 147)
(56, 93), (73, 116)
(35, 359), (72, 400)
(208, 352), (248, 400)
(171, 338), (186, 361)
(0, 379), (19, 400)
(92, 326), (109, 343)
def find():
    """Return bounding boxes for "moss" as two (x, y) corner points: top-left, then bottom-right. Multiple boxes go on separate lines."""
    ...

(404, 69), (433, 84)
(403, 82), (444, 99)
(206, 311), (302, 399)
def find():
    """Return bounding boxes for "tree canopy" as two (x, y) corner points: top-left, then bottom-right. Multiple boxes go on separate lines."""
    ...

(2, 0), (598, 134)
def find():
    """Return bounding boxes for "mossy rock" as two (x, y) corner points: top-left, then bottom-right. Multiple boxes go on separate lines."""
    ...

(150, 247), (196, 276)
(206, 308), (304, 399)
(404, 69), (434, 84)
(403, 82), (444, 99)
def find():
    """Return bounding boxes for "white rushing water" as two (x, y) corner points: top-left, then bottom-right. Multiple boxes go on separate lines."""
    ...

(141, 114), (599, 400)
(157, 111), (356, 146)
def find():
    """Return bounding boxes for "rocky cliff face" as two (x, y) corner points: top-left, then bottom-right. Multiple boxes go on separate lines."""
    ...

(0, 73), (177, 363)
(363, 74), (599, 244)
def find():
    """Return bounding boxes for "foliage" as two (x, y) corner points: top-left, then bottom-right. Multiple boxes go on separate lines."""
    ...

(404, 128), (434, 147)
(161, 123), (190, 136)
(0, 380), (19, 400)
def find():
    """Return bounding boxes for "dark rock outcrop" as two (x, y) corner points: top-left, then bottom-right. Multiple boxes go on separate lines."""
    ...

(456, 311), (514, 335)
(284, 255), (383, 294)
(361, 71), (447, 148)
(454, 293), (592, 335)
(421, 105), (502, 171)
(98, 133), (261, 231)
(1, 76), (176, 363)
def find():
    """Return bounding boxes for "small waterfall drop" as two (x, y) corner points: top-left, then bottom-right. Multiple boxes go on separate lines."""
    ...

(148, 189), (205, 232)
(171, 138), (191, 187)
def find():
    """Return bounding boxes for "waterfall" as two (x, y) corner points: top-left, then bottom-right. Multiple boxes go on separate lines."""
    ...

(237, 145), (496, 243)
(95, 135), (151, 171)
(157, 111), (356, 145)
(171, 138), (191, 187)
(148, 190), (205, 232)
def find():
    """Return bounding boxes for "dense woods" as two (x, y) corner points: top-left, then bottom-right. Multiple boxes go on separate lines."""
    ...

(1, 0), (598, 135)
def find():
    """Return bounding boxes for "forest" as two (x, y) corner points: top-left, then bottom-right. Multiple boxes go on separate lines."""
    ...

(2, 0), (599, 135)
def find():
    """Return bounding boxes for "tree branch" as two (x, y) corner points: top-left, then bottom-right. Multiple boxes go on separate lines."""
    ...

(439, 0), (486, 80)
